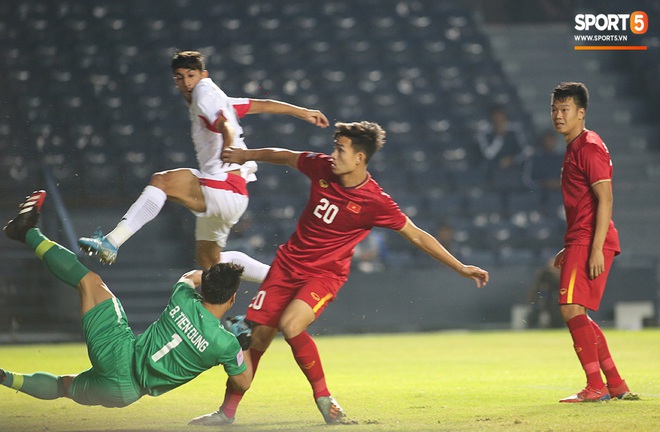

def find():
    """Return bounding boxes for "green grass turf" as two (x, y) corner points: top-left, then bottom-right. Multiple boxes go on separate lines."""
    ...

(1, 329), (659, 431)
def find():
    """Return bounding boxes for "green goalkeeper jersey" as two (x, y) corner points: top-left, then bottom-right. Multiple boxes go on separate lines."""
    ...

(133, 280), (246, 396)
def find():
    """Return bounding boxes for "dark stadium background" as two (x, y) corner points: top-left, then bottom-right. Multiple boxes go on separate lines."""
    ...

(1, 0), (658, 341)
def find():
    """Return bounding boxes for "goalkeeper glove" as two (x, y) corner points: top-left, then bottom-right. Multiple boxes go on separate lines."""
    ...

(224, 315), (252, 350)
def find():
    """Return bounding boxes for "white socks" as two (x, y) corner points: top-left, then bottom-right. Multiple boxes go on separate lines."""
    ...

(104, 186), (269, 284)
(106, 185), (167, 248)
(221, 251), (271, 283)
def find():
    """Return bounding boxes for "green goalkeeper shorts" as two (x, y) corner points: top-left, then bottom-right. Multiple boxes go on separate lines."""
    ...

(68, 297), (144, 407)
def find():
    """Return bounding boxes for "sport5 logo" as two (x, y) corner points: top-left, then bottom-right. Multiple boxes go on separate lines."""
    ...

(574, 12), (648, 34)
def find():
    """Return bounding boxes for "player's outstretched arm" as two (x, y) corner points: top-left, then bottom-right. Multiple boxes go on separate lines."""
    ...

(221, 147), (302, 169)
(398, 218), (489, 288)
(246, 99), (330, 128)
(455, 265), (489, 288)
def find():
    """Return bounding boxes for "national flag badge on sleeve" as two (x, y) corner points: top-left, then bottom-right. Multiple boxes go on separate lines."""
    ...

(347, 201), (361, 214)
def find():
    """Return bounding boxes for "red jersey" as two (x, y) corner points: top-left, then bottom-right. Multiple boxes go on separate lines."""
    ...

(561, 130), (620, 253)
(274, 152), (407, 281)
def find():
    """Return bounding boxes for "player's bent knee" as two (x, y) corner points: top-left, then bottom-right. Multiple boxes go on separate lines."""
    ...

(79, 271), (103, 289)
(279, 301), (315, 339)
(279, 319), (309, 340)
(61, 375), (76, 399)
(79, 273), (115, 301)
(149, 171), (168, 189)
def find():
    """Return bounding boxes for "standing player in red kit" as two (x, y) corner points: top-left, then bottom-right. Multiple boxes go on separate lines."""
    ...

(188, 121), (489, 426)
(551, 82), (637, 403)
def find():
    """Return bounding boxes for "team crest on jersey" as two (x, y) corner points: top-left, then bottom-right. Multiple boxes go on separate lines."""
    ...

(319, 179), (329, 188)
(347, 201), (361, 214)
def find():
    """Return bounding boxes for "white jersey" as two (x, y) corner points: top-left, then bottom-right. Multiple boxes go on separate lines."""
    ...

(189, 78), (257, 181)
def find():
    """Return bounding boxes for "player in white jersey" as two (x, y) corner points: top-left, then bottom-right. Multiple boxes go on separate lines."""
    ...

(79, 51), (329, 282)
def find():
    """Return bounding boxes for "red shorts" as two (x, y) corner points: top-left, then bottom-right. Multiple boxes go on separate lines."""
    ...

(245, 257), (342, 328)
(558, 244), (615, 311)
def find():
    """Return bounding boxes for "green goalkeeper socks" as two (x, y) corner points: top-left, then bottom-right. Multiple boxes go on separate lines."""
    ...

(25, 228), (90, 288)
(0, 370), (65, 400)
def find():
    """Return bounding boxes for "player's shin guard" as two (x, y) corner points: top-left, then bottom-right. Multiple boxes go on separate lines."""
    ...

(286, 332), (331, 399)
(591, 320), (623, 386)
(106, 185), (167, 248)
(567, 315), (604, 388)
(26, 228), (90, 288)
(1, 371), (65, 400)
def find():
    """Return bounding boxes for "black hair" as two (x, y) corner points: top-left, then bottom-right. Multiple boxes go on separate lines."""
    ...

(171, 50), (206, 73)
(333, 121), (386, 163)
(551, 82), (589, 110)
(200, 262), (243, 304)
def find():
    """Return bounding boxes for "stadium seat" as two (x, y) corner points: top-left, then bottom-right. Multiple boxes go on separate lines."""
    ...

(448, 165), (488, 193)
(0, 0), (541, 270)
(427, 193), (464, 219)
(486, 221), (516, 249)
(465, 191), (504, 219)
(0, 154), (39, 196)
(506, 190), (543, 227)
(121, 150), (155, 191)
(259, 192), (306, 221)
(452, 220), (489, 250)
(525, 218), (564, 252)
(409, 166), (452, 193)
(507, 190), (542, 216)
(490, 166), (526, 192)
(393, 193), (425, 219)
(543, 190), (565, 220)
(458, 246), (497, 267)
(498, 246), (537, 266)
(43, 153), (80, 192)
(80, 151), (120, 197)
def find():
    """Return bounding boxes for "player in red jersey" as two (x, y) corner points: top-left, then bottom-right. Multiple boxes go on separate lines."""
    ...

(551, 82), (637, 403)
(188, 121), (489, 426)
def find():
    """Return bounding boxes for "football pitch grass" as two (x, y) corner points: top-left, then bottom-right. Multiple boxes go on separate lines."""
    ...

(1, 329), (659, 431)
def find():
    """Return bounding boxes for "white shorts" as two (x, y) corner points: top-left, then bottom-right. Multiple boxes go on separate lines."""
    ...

(190, 169), (249, 247)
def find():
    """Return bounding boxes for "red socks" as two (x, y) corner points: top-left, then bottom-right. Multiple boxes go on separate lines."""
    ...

(221, 348), (265, 418)
(286, 332), (331, 399)
(566, 315), (604, 389)
(222, 332), (333, 418)
(590, 320), (623, 387)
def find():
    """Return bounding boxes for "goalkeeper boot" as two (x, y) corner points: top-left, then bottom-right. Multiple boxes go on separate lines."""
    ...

(188, 409), (235, 426)
(4, 190), (47, 242)
(559, 385), (610, 403)
(316, 396), (346, 424)
(607, 380), (639, 400)
(78, 228), (118, 265)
